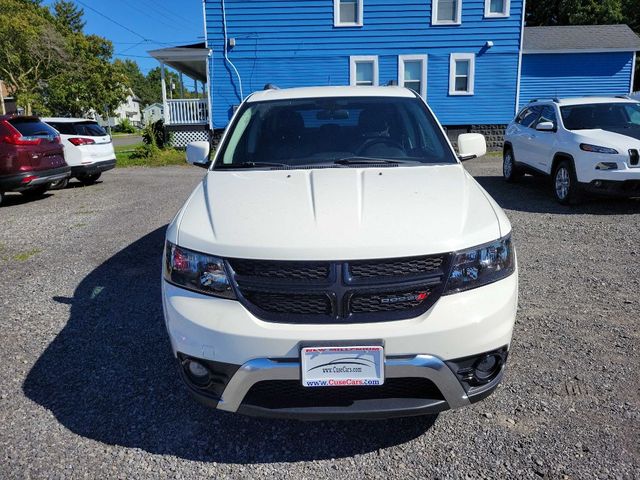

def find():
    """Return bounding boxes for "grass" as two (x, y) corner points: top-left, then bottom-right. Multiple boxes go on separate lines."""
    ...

(115, 143), (186, 168)
(13, 248), (42, 262)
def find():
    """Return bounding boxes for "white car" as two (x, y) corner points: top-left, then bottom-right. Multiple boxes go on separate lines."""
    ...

(162, 86), (518, 419)
(503, 97), (640, 204)
(42, 118), (116, 188)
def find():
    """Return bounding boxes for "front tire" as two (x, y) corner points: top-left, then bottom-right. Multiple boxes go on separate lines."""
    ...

(0, 191), (5, 207)
(503, 148), (523, 183)
(78, 173), (101, 186)
(553, 160), (581, 205)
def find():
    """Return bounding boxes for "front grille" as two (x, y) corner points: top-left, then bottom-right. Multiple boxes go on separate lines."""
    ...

(242, 378), (443, 410)
(228, 259), (330, 280)
(228, 254), (451, 324)
(349, 256), (443, 280)
(243, 291), (332, 315)
(350, 288), (433, 313)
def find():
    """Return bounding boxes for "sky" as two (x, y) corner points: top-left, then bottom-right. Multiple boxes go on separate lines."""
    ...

(43, 0), (205, 73)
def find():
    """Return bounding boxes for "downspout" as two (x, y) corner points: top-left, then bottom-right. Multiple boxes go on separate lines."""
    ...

(221, 0), (244, 101)
(515, 0), (526, 114)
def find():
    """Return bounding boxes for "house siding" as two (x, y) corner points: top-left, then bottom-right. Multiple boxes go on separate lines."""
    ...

(205, 0), (524, 128)
(520, 52), (635, 107)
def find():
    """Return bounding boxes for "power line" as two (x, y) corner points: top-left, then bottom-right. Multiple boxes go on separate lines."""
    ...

(137, 0), (202, 30)
(114, 0), (195, 33)
(74, 0), (150, 42)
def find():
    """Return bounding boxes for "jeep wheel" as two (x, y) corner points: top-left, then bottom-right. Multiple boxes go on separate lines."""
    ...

(553, 160), (581, 205)
(0, 191), (4, 207)
(503, 148), (523, 183)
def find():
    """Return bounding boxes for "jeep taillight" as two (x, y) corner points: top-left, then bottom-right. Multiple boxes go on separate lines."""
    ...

(68, 137), (95, 146)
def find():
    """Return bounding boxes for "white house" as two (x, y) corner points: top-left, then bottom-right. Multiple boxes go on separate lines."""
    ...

(142, 102), (164, 125)
(96, 92), (142, 128)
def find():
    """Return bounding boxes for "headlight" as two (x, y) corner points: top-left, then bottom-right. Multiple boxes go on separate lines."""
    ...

(163, 241), (235, 299)
(444, 235), (515, 294)
(580, 144), (618, 154)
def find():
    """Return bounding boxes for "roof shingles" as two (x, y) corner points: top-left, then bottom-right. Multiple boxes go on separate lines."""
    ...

(523, 24), (640, 53)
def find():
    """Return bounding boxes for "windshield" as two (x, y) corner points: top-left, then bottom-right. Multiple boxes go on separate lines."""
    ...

(214, 96), (457, 169)
(560, 103), (640, 131)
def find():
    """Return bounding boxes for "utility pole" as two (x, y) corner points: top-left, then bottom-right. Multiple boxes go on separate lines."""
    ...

(0, 80), (6, 116)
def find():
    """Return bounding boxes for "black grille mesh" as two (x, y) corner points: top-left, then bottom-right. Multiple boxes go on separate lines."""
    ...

(349, 256), (444, 279)
(350, 288), (432, 313)
(243, 291), (332, 315)
(231, 255), (449, 323)
(229, 259), (330, 280)
(242, 378), (443, 409)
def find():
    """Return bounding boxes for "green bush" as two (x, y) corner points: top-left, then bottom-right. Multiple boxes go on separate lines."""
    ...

(142, 120), (170, 148)
(117, 118), (136, 134)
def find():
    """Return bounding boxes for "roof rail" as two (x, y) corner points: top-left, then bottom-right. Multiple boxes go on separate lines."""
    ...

(263, 83), (279, 90)
(529, 98), (560, 104)
(386, 80), (398, 86)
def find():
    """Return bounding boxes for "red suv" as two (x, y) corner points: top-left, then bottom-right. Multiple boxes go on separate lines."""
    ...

(0, 115), (70, 206)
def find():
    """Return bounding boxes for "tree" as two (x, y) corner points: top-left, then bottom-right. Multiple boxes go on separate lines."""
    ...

(45, 34), (129, 117)
(117, 61), (198, 107)
(53, 0), (86, 34)
(0, 0), (129, 116)
(0, 0), (68, 114)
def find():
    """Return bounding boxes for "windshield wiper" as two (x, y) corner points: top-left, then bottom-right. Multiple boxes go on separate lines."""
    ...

(334, 156), (420, 166)
(218, 162), (292, 169)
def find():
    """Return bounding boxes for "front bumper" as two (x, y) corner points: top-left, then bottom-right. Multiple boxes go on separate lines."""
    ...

(178, 351), (507, 420)
(0, 166), (71, 192)
(71, 158), (116, 176)
(162, 271), (517, 418)
(580, 179), (640, 198)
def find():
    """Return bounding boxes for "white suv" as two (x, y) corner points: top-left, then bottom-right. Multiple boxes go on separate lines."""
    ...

(162, 86), (518, 419)
(43, 118), (116, 188)
(503, 97), (640, 204)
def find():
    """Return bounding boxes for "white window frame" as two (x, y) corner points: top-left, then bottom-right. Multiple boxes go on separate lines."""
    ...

(334, 0), (364, 27)
(449, 53), (475, 96)
(398, 55), (428, 99)
(432, 0), (462, 26)
(484, 0), (510, 18)
(349, 56), (379, 86)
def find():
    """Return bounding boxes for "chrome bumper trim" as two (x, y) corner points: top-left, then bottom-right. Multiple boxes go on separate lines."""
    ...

(217, 354), (470, 413)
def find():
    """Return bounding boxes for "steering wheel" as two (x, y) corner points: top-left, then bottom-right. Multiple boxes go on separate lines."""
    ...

(356, 137), (405, 156)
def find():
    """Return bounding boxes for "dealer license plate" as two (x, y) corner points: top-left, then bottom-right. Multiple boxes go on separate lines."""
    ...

(301, 346), (384, 387)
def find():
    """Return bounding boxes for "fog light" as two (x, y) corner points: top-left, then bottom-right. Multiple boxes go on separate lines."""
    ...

(473, 354), (502, 382)
(595, 162), (617, 171)
(185, 359), (210, 387)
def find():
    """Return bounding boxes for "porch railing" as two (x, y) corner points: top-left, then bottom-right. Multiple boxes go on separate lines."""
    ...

(166, 98), (208, 125)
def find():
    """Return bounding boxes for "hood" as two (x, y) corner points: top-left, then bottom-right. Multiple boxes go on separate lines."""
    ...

(575, 128), (640, 149)
(176, 165), (506, 261)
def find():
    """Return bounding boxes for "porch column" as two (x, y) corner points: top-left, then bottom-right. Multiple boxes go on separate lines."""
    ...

(160, 62), (169, 124)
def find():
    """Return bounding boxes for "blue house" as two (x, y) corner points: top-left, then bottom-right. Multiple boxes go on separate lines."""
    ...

(148, 2), (639, 148)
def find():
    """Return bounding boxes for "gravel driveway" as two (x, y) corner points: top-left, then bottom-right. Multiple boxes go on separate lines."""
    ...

(0, 160), (638, 479)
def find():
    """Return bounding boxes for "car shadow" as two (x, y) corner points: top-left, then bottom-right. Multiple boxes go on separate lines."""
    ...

(1, 192), (53, 207)
(474, 175), (640, 215)
(23, 226), (437, 464)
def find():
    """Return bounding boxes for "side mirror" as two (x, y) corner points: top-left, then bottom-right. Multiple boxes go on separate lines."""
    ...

(186, 141), (211, 168)
(457, 133), (487, 161)
(536, 121), (556, 132)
